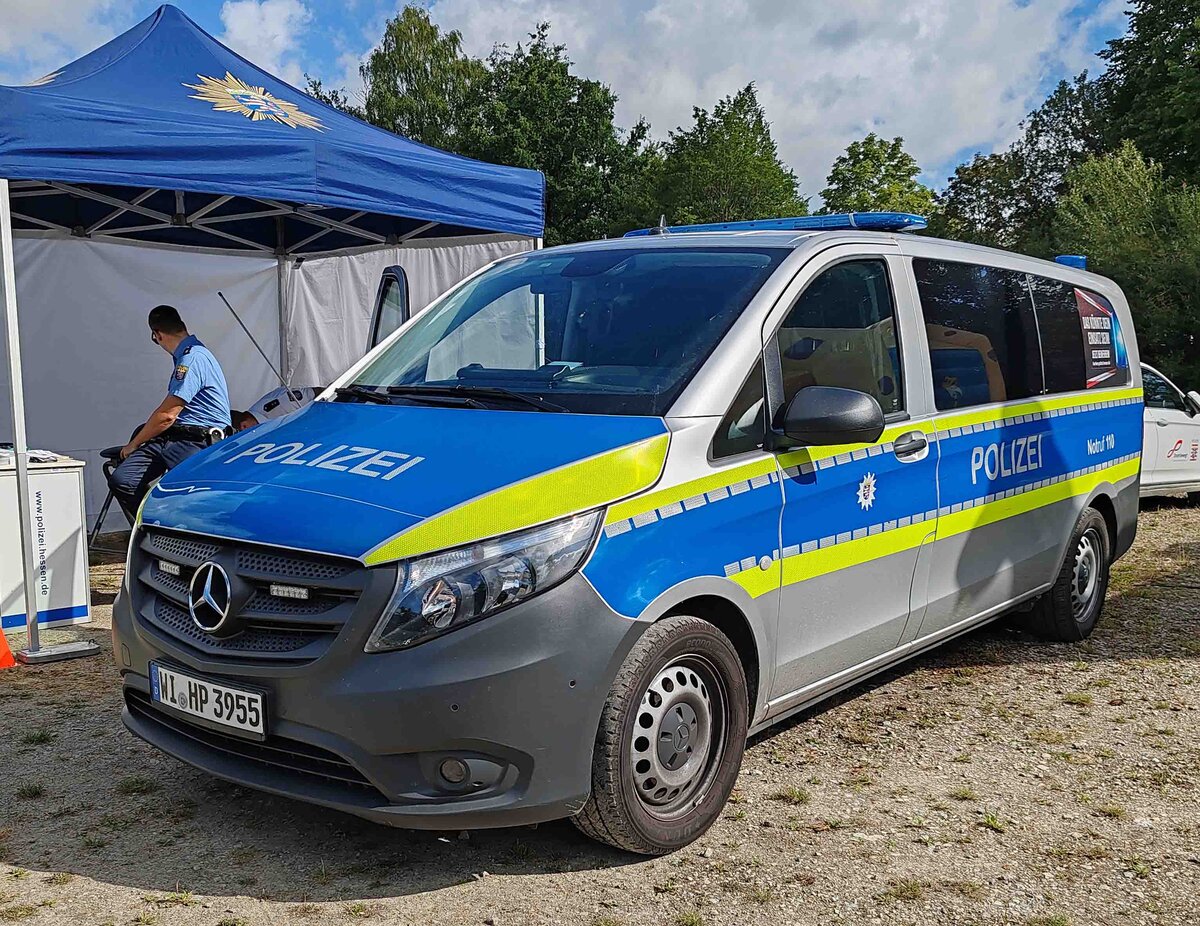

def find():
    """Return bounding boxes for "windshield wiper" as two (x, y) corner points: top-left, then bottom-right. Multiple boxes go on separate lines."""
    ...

(386, 384), (565, 413)
(334, 385), (396, 405)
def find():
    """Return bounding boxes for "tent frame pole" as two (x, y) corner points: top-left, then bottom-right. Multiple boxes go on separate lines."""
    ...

(0, 178), (98, 664)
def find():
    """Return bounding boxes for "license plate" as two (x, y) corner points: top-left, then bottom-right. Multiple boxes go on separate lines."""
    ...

(149, 662), (266, 738)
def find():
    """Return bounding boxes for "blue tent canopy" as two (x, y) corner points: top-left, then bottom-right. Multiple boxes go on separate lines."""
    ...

(0, 4), (545, 253)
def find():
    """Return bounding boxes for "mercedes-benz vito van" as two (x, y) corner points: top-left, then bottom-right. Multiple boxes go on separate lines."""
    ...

(113, 213), (1142, 854)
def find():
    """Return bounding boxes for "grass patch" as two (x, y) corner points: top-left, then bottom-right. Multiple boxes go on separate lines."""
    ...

(1026, 915), (1071, 926)
(949, 784), (978, 802)
(1063, 692), (1093, 707)
(0, 906), (37, 922)
(878, 878), (926, 902)
(674, 912), (705, 926)
(116, 776), (159, 796)
(770, 785), (811, 806)
(142, 892), (197, 907)
(978, 810), (1007, 833)
(14, 784), (43, 800)
(18, 729), (53, 746)
(44, 873), (72, 886)
(1095, 803), (1126, 819)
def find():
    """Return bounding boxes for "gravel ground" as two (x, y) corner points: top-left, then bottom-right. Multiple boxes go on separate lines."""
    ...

(1, 502), (1197, 926)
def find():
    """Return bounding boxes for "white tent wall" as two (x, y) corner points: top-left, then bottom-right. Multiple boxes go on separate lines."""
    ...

(0, 237), (281, 528)
(0, 232), (534, 532)
(284, 234), (533, 387)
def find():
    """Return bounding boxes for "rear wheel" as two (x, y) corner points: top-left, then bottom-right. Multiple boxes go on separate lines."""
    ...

(573, 615), (748, 855)
(1023, 506), (1111, 641)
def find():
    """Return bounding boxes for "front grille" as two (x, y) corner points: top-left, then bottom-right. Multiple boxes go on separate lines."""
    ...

(135, 527), (371, 665)
(126, 690), (383, 801)
(154, 598), (317, 655)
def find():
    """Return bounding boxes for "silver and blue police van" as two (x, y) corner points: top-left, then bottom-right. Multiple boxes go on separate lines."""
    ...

(112, 213), (1143, 854)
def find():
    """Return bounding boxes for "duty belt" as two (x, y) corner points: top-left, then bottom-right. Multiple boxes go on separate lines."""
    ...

(167, 424), (232, 445)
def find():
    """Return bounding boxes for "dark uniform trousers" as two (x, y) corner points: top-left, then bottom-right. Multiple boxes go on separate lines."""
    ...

(108, 435), (208, 522)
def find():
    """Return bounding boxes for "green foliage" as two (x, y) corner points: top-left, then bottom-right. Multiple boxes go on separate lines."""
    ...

(1054, 141), (1200, 384)
(650, 84), (808, 227)
(356, 7), (485, 152)
(457, 24), (657, 245)
(1101, 0), (1200, 182)
(931, 74), (1107, 253)
(820, 133), (934, 217)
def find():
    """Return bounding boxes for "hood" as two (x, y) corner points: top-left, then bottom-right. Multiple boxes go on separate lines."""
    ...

(142, 401), (669, 562)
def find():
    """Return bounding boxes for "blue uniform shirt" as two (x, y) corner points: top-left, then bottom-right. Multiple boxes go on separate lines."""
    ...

(168, 335), (231, 429)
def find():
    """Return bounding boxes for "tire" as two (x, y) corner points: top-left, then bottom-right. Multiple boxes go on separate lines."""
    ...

(1023, 506), (1111, 641)
(1187, 492), (1200, 508)
(572, 615), (749, 855)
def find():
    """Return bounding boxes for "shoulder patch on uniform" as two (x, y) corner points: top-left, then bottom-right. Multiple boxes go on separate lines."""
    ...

(174, 365), (189, 381)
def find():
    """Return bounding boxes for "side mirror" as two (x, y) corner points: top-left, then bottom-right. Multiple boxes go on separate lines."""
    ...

(775, 386), (885, 447)
(1188, 390), (1200, 415)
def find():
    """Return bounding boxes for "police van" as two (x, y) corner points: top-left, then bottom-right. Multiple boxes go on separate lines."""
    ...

(113, 213), (1143, 854)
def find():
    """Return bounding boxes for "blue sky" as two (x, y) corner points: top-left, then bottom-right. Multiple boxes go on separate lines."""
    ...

(0, 0), (1130, 195)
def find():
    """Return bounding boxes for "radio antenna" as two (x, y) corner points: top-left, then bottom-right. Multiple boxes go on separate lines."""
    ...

(217, 290), (289, 393)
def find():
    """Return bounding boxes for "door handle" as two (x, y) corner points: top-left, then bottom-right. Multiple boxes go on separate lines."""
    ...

(893, 431), (928, 459)
(1156, 420), (1169, 427)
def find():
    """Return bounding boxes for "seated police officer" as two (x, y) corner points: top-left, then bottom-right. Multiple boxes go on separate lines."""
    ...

(108, 305), (232, 522)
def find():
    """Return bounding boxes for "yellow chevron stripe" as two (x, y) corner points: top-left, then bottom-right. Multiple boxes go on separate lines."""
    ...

(728, 455), (1139, 598)
(364, 433), (670, 565)
(935, 455), (1140, 541)
(605, 456), (777, 526)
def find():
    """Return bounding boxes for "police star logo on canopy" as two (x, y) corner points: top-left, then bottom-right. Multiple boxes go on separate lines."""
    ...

(184, 72), (324, 131)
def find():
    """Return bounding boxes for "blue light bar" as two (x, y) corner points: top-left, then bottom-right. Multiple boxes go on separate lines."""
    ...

(1055, 254), (1088, 270)
(624, 212), (928, 237)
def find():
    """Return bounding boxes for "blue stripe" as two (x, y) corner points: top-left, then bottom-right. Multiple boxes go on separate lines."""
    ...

(2, 604), (90, 631)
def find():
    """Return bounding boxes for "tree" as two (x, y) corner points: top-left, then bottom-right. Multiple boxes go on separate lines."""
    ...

(354, 7), (486, 152)
(1055, 141), (1200, 383)
(303, 76), (363, 118)
(651, 84), (808, 226)
(928, 152), (1025, 247)
(820, 133), (935, 216)
(458, 24), (656, 244)
(1101, 0), (1200, 182)
(933, 73), (1109, 253)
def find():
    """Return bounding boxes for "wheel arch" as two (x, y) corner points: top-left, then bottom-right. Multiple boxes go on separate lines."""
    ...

(637, 577), (771, 725)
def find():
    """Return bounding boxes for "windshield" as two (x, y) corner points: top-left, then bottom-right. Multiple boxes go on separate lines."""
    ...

(347, 246), (788, 416)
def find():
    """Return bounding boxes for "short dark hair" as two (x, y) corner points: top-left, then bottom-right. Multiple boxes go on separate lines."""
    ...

(148, 304), (187, 335)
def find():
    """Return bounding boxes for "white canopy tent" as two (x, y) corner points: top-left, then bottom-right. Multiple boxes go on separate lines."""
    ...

(0, 230), (532, 529)
(0, 5), (545, 660)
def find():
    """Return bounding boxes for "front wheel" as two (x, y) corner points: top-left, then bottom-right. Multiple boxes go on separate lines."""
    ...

(573, 615), (748, 854)
(1024, 506), (1111, 641)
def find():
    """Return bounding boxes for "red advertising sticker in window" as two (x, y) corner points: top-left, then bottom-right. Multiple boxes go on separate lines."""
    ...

(1075, 289), (1128, 388)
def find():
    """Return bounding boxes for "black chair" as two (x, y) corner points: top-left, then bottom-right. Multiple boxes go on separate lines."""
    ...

(88, 425), (141, 547)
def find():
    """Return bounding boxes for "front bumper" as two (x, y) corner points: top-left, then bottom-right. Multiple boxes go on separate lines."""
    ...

(113, 567), (644, 830)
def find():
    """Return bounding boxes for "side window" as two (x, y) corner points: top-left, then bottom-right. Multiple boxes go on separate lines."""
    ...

(371, 272), (409, 348)
(712, 358), (766, 459)
(777, 260), (903, 415)
(1027, 277), (1130, 392)
(1143, 368), (1187, 411)
(1026, 275), (1087, 392)
(913, 259), (1041, 410)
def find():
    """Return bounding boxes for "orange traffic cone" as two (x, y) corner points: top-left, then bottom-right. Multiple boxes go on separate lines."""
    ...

(0, 626), (16, 669)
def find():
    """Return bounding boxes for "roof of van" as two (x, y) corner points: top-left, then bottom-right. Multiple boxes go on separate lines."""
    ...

(531, 229), (1112, 285)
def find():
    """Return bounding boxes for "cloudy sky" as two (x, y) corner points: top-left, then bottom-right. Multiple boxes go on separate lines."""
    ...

(0, 0), (1129, 197)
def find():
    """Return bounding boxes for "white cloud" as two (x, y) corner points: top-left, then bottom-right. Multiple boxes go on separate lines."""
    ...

(0, 0), (130, 84)
(219, 0), (312, 87)
(423, 0), (1128, 195)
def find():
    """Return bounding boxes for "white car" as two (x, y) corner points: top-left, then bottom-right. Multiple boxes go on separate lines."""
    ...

(1141, 363), (1200, 501)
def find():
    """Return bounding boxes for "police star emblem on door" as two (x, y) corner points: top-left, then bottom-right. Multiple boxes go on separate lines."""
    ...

(856, 472), (877, 511)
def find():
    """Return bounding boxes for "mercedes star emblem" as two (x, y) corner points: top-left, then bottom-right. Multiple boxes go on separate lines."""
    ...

(188, 561), (232, 633)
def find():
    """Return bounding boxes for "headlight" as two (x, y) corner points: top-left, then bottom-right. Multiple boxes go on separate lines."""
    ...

(365, 510), (602, 652)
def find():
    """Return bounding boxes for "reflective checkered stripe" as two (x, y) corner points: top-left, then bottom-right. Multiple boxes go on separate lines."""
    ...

(590, 387), (1144, 610)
